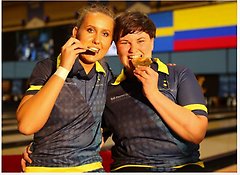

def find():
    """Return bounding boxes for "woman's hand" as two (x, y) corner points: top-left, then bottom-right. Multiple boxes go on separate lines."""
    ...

(60, 37), (87, 71)
(21, 143), (33, 172)
(133, 66), (159, 97)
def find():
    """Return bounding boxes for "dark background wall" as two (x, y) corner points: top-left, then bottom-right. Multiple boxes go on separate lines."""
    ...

(2, 1), (237, 106)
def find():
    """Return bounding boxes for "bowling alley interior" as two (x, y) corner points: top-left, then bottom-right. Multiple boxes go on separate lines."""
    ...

(2, 1), (237, 173)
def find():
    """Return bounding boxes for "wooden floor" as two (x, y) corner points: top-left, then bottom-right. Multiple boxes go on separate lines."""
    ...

(216, 164), (237, 172)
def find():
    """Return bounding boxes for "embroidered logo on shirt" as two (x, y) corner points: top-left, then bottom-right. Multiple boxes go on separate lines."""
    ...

(110, 93), (130, 102)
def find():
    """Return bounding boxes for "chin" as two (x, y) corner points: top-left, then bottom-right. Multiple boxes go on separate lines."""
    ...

(82, 55), (101, 63)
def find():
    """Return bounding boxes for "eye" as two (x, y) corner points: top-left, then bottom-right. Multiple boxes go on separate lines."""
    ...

(87, 28), (94, 33)
(138, 40), (145, 44)
(103, 32), (110, 37)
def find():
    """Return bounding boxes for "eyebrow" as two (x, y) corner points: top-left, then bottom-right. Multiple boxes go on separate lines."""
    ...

(137, 37), (146, 40)
(86, 25), (112, 33)
(118, 39), (128, 42)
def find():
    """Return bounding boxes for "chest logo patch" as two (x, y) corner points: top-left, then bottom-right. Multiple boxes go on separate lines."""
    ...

(110, 93), (130, 102)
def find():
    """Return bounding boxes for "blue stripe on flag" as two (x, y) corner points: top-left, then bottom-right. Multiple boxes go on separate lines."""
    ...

(175, 26), (237, 40)
(153, 36), (173, 52)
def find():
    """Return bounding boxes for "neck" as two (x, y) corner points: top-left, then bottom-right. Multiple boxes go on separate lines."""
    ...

(78, 59), (95, 74)
(125, 68), (135, 79)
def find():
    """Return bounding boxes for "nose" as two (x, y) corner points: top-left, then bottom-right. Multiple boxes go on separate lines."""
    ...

(92, 33), (100, 45)
(129, 44), (137, 53)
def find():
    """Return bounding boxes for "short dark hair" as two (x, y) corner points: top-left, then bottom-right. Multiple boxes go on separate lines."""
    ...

(114, 11), (156, 43)
(76, 3), (115, 28)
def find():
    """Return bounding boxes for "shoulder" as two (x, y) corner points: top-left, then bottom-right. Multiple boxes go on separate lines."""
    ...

(167, 65), (197, 84)
(168, 64), (194, 76)
(35, 57), (56, 69)
(167, 64), (189, 73)
(99, 59), (112, 71)
(98, 59), (114, 80)
(154, 58), (192, 77)
(29, 58), (57, 84)
(33, 58), (57, 75)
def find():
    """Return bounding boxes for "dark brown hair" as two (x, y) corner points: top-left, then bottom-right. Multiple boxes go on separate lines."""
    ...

(113, 11), (156, 43)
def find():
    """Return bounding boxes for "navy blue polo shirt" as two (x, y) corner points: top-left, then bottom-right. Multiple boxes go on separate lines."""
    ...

(25, 56), (113, 168)
(102, 58), (208, 172)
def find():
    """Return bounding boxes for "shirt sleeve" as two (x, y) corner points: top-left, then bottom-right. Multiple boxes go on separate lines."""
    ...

(25, 58), (56, 95)
(176, 66), (208, 117)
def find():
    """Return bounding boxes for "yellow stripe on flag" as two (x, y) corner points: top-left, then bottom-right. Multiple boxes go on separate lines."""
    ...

(174, 2), (237, 31)
(156, 27), (174, 37)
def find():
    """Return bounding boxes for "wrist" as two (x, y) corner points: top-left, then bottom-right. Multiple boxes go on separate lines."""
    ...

(54, 66), (70, 80)
(145, 88), (160, 100)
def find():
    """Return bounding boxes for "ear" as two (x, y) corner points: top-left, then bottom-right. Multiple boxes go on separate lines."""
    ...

(72, 27), (78, 38)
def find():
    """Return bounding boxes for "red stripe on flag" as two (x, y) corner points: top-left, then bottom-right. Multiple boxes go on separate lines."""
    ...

(174, 36), (237, 51)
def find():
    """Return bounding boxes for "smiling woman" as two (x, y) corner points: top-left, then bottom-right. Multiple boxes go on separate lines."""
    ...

(72, 11), (114, 72)
(16, 3), (115, 173)
(102, 11), (208, 172)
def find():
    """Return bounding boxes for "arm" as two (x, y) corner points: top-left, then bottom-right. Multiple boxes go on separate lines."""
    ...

(134, 66), (208, 144)
(16, 37), (86, 135)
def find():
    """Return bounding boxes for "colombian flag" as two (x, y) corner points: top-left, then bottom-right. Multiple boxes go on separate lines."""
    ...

(149, 2), (237, 52)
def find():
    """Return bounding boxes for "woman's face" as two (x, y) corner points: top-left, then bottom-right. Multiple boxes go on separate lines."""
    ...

(73, 12), (114, 64)
(116, 31), (154, 72)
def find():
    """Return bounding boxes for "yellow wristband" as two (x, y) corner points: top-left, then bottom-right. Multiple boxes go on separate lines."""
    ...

(54, 66), (69, 80)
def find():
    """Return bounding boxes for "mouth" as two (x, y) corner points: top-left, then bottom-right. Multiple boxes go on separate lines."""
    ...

(129, 55), (152, 67)
(82, 47), (100, 56)
(87, 47), (100, 54)
(128, 55), (143, 60)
